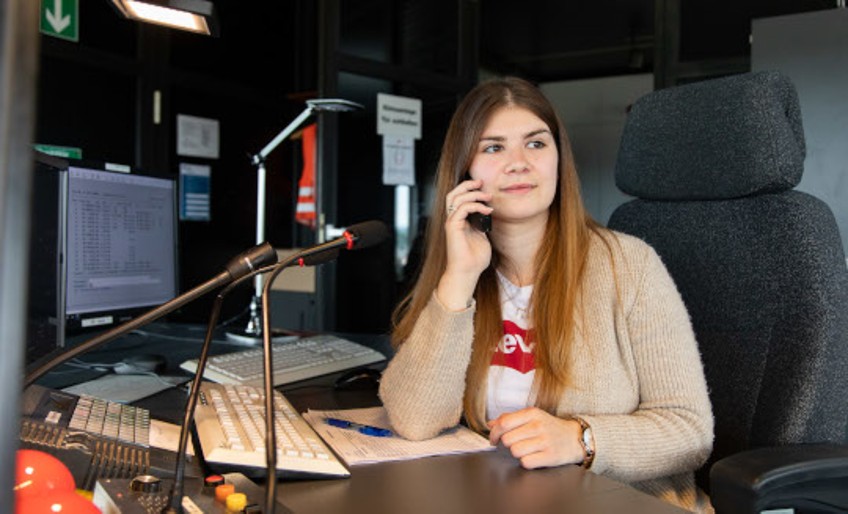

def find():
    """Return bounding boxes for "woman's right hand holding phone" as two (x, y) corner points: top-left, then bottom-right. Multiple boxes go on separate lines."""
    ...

(436, 178), (494, 311)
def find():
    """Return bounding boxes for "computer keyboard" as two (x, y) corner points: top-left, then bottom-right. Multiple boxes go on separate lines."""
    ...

(193, 382), (349, 479)
(180, 334), (385, 388)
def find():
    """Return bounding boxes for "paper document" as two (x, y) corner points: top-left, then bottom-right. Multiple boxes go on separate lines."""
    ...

(303, 407), (494, 466)
(149, 419), (194, 455)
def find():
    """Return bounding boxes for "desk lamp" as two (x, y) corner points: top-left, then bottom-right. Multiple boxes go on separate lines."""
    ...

(226, 98), (363, 345)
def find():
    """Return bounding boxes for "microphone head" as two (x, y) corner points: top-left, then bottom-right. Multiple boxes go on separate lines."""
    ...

(224, 242), (278, 280)
(344, 220), (390, 250)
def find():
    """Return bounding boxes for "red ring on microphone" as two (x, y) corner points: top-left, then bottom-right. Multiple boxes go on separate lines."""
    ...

(343, 231), (355, 250)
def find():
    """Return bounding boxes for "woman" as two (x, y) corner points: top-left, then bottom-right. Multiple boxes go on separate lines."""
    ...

(378, 76), (713, 512)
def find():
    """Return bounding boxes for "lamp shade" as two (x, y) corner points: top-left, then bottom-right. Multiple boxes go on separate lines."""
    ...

(109, 0), (219, 36)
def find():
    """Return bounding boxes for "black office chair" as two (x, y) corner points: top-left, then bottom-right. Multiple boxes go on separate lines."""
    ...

(607, 71), (848, 514)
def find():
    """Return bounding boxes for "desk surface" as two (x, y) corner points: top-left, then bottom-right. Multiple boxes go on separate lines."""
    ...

(280, 388), (688, 514)
(39, 323), (688, 514)
(279, 446), (686, 514)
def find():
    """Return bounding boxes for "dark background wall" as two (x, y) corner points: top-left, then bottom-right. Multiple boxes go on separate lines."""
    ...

(33, 0), (845, 335)
(37, 2), (313, 325)
(35, 0), (477, 335)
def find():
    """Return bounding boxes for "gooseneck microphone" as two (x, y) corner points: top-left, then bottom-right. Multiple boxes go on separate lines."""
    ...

(24, 242), (279, 387)
(259, 220), (389, 513)
(164, 220), (389, 514)
(163, 247), (341, 514)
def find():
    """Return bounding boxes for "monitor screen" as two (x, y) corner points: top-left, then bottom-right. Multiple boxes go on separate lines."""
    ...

(64, 165), (178, 332)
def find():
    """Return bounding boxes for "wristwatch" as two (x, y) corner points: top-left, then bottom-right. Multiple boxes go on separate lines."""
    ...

(573, 416), (595, 469)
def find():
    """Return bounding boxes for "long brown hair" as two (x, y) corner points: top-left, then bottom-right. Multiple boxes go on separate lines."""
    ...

(392, 77), (604, 432)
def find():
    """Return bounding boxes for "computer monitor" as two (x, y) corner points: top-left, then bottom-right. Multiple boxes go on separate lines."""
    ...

(25, 153), (66, 369)
(63, 162), (178, 333)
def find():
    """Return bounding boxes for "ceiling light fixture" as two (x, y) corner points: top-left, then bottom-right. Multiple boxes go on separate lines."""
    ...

(109, 0), (219, 36)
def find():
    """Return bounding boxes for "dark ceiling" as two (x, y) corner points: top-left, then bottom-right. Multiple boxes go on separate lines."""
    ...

(479, 0), (840, 83)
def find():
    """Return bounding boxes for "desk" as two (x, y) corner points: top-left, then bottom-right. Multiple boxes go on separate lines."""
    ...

(279, 449), (685, 514)
(38, 323), (688, 514)
(281, 391), (687, 514)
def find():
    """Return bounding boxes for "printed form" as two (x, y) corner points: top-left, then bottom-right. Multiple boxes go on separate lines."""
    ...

(303, 407), (494, 466)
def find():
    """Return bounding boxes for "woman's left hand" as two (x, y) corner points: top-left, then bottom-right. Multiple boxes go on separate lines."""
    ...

(487, 407), (584, 469)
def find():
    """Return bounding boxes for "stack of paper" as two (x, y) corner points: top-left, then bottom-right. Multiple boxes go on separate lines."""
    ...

(303, 407), (494, 466)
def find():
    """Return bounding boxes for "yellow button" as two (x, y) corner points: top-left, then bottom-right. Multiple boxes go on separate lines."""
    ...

(226, 492), (247, 511)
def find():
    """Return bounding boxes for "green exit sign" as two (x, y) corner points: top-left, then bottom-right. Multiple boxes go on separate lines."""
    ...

(40, 0), (79, 42)
(34, 144), (83, 160)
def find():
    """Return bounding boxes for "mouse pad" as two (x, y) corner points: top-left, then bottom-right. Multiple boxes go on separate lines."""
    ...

(62, 374), (189, 404)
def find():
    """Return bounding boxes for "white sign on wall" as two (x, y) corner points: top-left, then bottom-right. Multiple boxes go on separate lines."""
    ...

(377, 93), (422, 140)
(382, 135), (416, 186)
(378, 93), (421, 186)
(177, 114), (220, 159)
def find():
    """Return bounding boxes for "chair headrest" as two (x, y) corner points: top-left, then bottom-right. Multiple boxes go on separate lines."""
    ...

(614, 71), (806, 200)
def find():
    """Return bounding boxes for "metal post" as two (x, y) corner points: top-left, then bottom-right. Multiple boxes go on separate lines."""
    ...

(0, 0), (40, 507)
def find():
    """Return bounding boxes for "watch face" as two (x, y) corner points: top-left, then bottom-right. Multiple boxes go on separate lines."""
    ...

(582, 427), (593, 448)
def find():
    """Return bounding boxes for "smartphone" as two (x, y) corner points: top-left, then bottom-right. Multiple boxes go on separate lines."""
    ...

(463, 173), (492, 233)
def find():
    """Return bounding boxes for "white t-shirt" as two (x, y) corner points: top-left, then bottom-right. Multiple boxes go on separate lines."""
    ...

(486, 272), (536, 421)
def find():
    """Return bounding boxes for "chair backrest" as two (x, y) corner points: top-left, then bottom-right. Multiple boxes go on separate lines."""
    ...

(607, 71), (848, 491)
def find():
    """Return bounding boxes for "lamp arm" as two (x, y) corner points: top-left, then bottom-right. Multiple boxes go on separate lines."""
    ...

(254, 106), (315, 163)
(249, 104), (316, 307)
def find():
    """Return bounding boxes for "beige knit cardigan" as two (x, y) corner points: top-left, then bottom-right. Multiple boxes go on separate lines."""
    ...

(379, 231), (714, 512)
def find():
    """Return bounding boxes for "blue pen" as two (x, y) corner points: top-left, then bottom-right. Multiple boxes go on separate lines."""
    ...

(325, 417), (393, 437)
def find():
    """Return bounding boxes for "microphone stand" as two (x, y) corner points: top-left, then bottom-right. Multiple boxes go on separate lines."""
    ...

(166, 221), (386, 513)
(163, 263), (274, 514)
(165, 240), (351, 514)
(259, 234), (363, 514)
